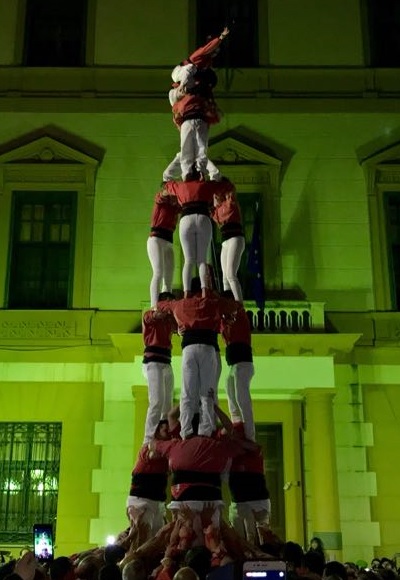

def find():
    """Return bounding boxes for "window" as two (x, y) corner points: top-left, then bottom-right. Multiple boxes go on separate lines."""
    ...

(0, 132), (101, 310)
(7, 191), (77, 309)
(211, 192), (263, 302)
(196, 0), (259, 68)
(366, 0), (400, 67)
(24, 0), (88, 66)
(0, 423), (61, 544)
(361, 145), (400, 311)
(384, 192), (400, 309)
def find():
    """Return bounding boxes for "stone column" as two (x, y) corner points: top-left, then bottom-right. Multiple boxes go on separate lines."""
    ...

(305, 388), (342, 560)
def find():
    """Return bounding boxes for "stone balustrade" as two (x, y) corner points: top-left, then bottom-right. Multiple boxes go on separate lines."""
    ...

(244, 301), (325, 333)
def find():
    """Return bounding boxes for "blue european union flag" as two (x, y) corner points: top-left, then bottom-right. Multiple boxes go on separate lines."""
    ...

(247, 202), (265, 310)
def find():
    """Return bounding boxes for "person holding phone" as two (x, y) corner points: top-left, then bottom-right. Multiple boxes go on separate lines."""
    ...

(5, 551), (36, 580)
(33, 525), (54, 564)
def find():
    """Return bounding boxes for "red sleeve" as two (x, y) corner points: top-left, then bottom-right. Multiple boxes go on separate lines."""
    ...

(189, 37), (222, 68)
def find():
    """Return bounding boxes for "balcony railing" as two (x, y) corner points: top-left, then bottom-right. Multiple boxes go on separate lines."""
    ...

(244, 301), (325, 333)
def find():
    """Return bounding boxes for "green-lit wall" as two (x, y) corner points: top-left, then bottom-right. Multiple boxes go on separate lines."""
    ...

(1, 0), (400, 563)
(0, 381), (103, 556)
(363, 384), (400, 557)
(0, 110), (392, 311)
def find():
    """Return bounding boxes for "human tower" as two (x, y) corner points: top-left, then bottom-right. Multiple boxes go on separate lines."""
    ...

(125, 27), (277, 574)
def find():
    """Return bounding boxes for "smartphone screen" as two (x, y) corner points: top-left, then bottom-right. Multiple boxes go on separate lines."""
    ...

(33, 524), (54, 563)
(243, 561), (287, 580)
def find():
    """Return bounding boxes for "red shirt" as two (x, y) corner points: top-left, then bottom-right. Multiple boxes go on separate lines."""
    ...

(164, 294), (235, 333)
(189, 36), (222, 69)
(165, 179), (231, 208)
(229, 444), (270, 503)
(142, 309), (177, 362)
(220, 305), (251, 347)
(154, 436), (243, 473)
(230, 444), (264, 474)
(212, 196), (242, 227)
(150, 193), (180, 234)
(129, 444), (169, 501)
(133, 444), (169, 475)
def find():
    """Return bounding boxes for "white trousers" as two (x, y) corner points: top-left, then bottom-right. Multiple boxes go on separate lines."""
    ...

(180, 118), (209, 178)
(180, 344), (218, 438)
(147, 236), (174, 307)
(225, 361), (255, 441)
(127, 496), (166, 536)
(142, 362), (174, 443)
(163, 152), (221, 182)
(229, 499), (271, 545)
(221, 236), (245, 302)
(179, 214), (212, 291)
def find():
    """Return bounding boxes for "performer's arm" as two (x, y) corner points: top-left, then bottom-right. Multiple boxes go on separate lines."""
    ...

(189, 27), (230, 67)
(214, 403), (233, 435)
(167, 404), (180, 435)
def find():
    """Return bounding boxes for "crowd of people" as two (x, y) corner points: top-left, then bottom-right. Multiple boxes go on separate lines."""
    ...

(1, 538), (400, 580)
(1, 23), (399, 580)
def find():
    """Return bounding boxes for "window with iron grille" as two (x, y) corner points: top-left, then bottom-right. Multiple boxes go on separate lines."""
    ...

(196, 0), (259, 68)
(23, 0), (88, 67)
(7, 191), (77, 309)
(0, 423), (61, 544)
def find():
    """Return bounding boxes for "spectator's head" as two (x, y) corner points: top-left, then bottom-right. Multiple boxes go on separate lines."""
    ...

(309, 537), (325, 553)
(379, 569), (398, 580)
(344, 562), (358, 580)
(104, 545), (126, 566)
(75, 555), (103, 580)
(49, 557), (75, 580)
(324, 561), (347, 580)
(259, 542), (282, 559)
(98, 565), (122, 580)
(304, 550), (325, 576)
(358, 571), (381, 580)
(283, 541), (304, 569)
(380, 559), (395, 571)
(184, 546), (212, 580)
(173, 567), (200, 580)
(0, 560), (16, 580)
(121, 558), (146, 580)
(154, 420), (170, 441)
(371, 559), (380, 571)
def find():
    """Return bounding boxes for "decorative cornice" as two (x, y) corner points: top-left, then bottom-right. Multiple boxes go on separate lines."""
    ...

(109, 332), (362, 360)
